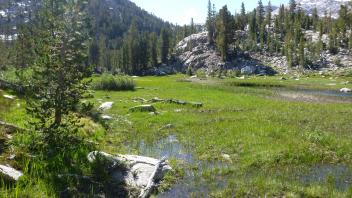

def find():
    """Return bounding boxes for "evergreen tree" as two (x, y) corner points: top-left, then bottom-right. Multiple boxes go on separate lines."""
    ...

(249, 9), (257, 41)
(256, 0), (265, 29)
(215, 5), (233, 61)
(266, 1), (273, 27)
(298, 38), (305, 68)
(206, 0), (215, 45)
(239, 2), (247, 30)
(25, 0), (91, 166)
(127, 21), (139, 73)
(312, 7), (319, 31)
(160, 28), (170, 64)
(149, 32), (158, 67)
(289, 0), (297, 19)
(349, 32), (352, 51)
(190, 18), (196, 34)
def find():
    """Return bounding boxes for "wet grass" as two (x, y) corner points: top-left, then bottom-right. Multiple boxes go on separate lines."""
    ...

(91, 74), (352, 197)
(1, 74), (352, 197)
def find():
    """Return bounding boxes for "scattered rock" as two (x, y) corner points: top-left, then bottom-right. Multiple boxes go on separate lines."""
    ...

(340, 88), (352, 93)
(98, 102), (113, 111)
(0, 165), (23, 182)
(87, 151), (171, 194)
(221, 154), (232, 162)
(159, 124), (174, 131)
(3, 95), (15, 100)
(101, 115), (112, 120)
(129, 105), (156, 113)
(241, 66), (256, 75)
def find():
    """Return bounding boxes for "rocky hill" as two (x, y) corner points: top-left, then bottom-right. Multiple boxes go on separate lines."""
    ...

(273, 0), (351, 18)
(174, 32), (276, 76)
(174, 31), (352, 75)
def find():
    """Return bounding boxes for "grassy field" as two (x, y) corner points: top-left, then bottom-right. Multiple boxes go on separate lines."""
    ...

(1, 74), (352, 197)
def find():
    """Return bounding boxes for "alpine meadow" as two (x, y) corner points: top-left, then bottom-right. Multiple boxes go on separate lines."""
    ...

(1, 0), (352, 197)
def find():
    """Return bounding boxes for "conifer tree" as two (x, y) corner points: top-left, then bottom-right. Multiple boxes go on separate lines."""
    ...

(349, 32), (352, 51)
(127, 21), (139, 72)
(240, 2), (247, 30)
(249, 9), (257, 41)
(190, 18), (196, 34)
(206, 0), (215, 44)
(149, 32), (158, 67)
(215, 5), (233, 61)
(298, 38), (305, 68)
(26, 0), (91, 159)
(266, 1), (273, 27)
(257, 0), (265, 29)
(160, 28), (170, 64)
(312, 7), (319, 31)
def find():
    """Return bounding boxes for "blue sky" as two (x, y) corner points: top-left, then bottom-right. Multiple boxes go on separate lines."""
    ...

(130, 0), (289, 25)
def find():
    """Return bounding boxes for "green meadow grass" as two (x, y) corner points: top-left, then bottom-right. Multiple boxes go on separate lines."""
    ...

(1, 74), (352, 197)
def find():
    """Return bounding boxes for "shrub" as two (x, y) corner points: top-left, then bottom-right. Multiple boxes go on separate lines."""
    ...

(92, 74), (135, 91)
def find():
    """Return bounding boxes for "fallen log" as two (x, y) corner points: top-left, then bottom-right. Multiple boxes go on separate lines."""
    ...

(132, 97), (203, 108)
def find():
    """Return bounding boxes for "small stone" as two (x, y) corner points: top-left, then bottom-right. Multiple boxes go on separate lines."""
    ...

(98, 102), (113, 110)
(129, 105), (156, 113)
(101, 115), (112, 120)
(3, 95), (15, 100)
(340, 88), (352, 93)
(221, 154), (231, 162)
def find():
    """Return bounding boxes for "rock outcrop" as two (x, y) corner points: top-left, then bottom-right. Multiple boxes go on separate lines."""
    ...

(175, 32), (224, 73)
(174, 32), (276, 75)
(87, 151), (171, 197)
(0, 165), (23, 182)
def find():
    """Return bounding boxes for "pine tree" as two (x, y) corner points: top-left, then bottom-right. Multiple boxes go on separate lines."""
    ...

(289, 0), (297, 19)
(249, 9), (257, 41)
(312, 7), (319, 31)
(349, 32), (352, 51)
(240, 2), (247, 30)
(328, 25), (338, 54)
(149, 32), (158, 67)
(127, 21), (139, 73)
(160, 28), (170, 64)
(298, 38), (305, 68)
(25, 0), (91, 162)
(206, 0), (215, 44)
(266, 1), (273, 26)
(257, 0), (265, 29)
(190, 18), (196, 34)
(215, 5), (233, 61)
(13, 25), (34, 70)
(338, 5), (348, 41)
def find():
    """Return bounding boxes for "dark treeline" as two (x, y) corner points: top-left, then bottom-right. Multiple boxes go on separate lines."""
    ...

(207, 0), (352, 69)
(0, 0), (199, 75)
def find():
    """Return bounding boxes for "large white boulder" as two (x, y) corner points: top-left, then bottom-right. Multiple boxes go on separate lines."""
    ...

(98, 102), (113, 111)
(87, 151), (172, 189)
(340, 88), (352, 93)
(0, 165), (23, 182)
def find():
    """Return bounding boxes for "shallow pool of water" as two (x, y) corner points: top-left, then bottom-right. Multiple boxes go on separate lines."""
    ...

(299, 165), (352, 191)
(126, 134), (229, 197)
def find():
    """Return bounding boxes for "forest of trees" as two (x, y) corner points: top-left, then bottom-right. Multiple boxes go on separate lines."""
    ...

(207, 0), (352, 69)
(0, 0), (199, 75)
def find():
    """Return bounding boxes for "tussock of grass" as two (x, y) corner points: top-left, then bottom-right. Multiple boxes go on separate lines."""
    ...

(227, 81), (285, 88)
(92, 74), (135, 91)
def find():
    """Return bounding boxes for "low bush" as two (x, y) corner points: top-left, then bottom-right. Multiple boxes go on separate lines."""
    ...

(92, 74), (135, 91)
